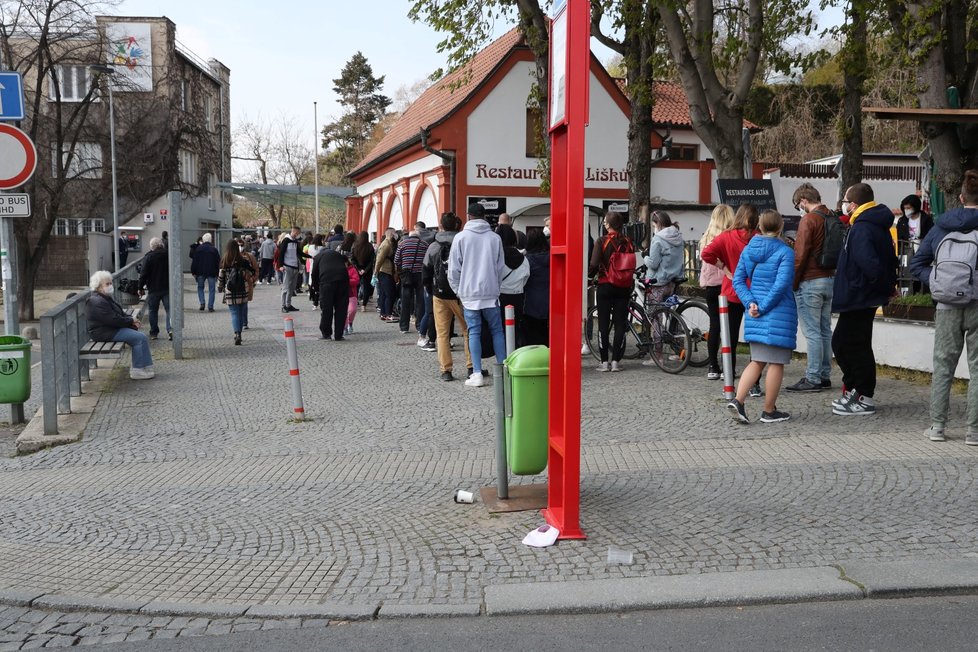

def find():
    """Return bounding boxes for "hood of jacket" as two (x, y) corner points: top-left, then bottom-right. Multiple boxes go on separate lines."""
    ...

(851, 203), (895, 229)
(462, 219), (493, 235)
(503, 247), (525, 269)
(434, 231), (457, 245)
(936, 206), (978, 232)
(654, 225), (683, 247)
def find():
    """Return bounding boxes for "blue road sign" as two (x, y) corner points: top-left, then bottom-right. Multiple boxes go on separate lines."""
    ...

(0, 72), (25, 121)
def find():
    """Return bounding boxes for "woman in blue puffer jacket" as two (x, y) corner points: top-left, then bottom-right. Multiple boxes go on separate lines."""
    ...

(727, 210), (797, 425)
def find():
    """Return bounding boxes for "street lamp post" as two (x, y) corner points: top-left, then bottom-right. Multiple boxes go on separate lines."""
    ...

(89, 64), (120, 272)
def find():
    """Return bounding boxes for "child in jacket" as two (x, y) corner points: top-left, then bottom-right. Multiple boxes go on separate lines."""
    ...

(727, 210), (797, 424)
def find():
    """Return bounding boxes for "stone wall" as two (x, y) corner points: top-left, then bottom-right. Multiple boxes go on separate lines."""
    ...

(35, 237), (89, 286)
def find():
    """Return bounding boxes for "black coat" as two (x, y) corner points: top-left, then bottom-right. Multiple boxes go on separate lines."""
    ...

(896, 211), (934, 242)
(311, 248), (348, 289)
(138, 249), (169, 294)
(190, 242), (220, 277)
(86, 292), (134, 342)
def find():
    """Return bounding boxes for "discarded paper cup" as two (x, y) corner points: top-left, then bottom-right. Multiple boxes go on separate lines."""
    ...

(607, 546), (634, 565)
(453, 489), (474, 504)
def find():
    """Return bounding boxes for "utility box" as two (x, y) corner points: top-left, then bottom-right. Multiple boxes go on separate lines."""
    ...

(504, 345), (549, 475)
(0, 336), (32, 404)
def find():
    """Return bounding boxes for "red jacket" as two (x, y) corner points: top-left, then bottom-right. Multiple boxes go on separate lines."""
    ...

(700, 229), (756, 304)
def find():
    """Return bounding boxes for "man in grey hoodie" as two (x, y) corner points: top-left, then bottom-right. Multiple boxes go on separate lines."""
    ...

(448, 203), (507, 387)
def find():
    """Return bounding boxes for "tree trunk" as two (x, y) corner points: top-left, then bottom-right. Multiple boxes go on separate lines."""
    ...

(623, 2), (656, 223)
(840, 2), (867, 192)
(712, 106), (746, 180)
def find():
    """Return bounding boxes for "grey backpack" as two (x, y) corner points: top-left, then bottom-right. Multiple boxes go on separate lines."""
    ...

(930, 230), (978, 305)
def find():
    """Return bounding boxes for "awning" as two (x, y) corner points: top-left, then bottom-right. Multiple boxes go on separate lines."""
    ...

(217, 182), (354, 210)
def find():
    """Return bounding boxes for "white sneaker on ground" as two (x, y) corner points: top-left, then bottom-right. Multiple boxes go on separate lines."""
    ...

(832, 388), (857, 409)
(610, 361), (622, 372)
(926, 425), (946, 442)
(417, 336), (427, 347)
(464, 372), (486, 387)
(130, 367), (155, 380)
(833, 393), (876, 416)
(596, 361), (610, 372)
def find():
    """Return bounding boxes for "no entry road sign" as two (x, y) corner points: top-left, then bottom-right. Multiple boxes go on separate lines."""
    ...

(0, 124), (37, 190)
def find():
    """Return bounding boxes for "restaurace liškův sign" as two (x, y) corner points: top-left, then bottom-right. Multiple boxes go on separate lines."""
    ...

(474, 163), (629, 182)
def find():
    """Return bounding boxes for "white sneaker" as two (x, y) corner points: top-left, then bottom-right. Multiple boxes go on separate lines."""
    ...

(596, 362), (610, 372)
(610, 361), (622, 372)
(464, 372), (486, 387)
(417, 336), (427, 347)
(130, 367), (155, 380)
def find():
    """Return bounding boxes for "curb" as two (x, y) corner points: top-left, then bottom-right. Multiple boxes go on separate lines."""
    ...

(3, 561), (978, 622)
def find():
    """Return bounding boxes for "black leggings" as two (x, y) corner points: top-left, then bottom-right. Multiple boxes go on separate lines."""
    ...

(726, 299), (745, 375)
(597, 283), (632, 363)
(705, 285), (722, 372)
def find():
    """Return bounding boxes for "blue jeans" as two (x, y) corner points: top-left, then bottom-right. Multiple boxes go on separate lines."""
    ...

(197, 275), (216, 309)
(111, 327), (153, 369)
(795, 276), (833, 383)
(228, 303), (244, 333)
(378, 272), (396, 317)
(418, 289), (435, 339)
(463, 306), (506, 374)
(146, 291), (171, 335)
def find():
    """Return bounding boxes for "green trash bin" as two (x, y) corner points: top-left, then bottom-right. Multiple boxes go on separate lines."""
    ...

(0, 335), (31, 404)
(504, 345), (549, 475)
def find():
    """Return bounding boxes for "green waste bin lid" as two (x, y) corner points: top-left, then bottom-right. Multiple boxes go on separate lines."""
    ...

(505, 345), (550, 376)
(0, 335), (30, 349)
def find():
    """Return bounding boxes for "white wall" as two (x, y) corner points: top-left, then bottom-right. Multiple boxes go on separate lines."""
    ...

(356, 154), (443, 197)
(416, 185), (438, 227)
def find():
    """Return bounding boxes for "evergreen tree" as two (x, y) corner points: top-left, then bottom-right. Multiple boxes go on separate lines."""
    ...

(321, 52), (392, 180)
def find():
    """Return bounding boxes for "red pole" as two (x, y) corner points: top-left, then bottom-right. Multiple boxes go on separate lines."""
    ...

(544, 0), (589, 540)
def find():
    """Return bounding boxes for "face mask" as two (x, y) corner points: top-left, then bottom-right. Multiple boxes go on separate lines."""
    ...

(904, 209), (915, 218)
(543, 226), (551, 237)
(104, 284), (114, 294)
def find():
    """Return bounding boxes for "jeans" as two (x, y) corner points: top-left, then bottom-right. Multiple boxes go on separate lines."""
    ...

(596, 283), (631, 363)
(281, 266), (299, 307)
(399, 273), (425, 332)
(242, 301), (249, 328)
(464, 305), (506, 374)
(434, 296), (472, 373)
(832, 307), (877, 397)
(378, 272), (396, 317)
(146, 291), (171, 335)
(419, 289), (435, 341)
(795, 277), (833, 383)
(111, 327), (153, 369)
(930, 304), (978, 429)
(228, 303), (244, 334)
(196, 275), (216, 309)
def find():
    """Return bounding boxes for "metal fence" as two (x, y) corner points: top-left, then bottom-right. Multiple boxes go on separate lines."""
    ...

(39, 261), (142, 436)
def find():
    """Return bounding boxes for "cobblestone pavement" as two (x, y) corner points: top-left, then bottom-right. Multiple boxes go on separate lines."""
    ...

(0, 279), (975, 647)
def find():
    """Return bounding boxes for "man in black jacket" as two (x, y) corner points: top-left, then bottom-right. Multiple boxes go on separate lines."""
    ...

(138, 237), (171, 340)
(190, 233), (220, 311)
(311, 247), (349, 341)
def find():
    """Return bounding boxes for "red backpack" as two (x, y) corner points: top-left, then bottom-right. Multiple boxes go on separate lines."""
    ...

(601, 235), (636, 288)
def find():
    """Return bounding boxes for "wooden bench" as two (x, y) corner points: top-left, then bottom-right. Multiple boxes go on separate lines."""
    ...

(78, 307), (142, 361)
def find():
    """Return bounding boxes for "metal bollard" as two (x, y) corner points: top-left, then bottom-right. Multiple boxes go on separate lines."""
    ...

(719, 295), (735, 400)
(283, 317), (305, 420)
(504, 304), (516, 356)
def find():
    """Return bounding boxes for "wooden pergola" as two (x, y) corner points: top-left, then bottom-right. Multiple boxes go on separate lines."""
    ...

(864, 107), (978, 123)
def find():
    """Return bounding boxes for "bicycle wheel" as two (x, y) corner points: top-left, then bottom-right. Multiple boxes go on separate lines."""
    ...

(677, 299), (710, 368)
(584, 306), (601, 361)
(648, 307), (691, 373)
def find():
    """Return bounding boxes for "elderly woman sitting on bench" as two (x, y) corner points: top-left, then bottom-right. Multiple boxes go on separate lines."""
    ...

(85, 270), (155, 380)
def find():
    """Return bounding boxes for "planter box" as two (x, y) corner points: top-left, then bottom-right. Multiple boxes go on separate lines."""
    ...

(881, 303), (935, 322)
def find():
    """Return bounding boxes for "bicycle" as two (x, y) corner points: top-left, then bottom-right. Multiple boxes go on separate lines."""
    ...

(674, 295), (709, 368)
(584, 276), (692, 373)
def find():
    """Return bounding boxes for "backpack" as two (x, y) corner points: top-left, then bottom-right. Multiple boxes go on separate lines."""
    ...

(601, 235), (636, 288)
(930, 230), (978, 305)
(813, 209), (846, 269)
(433, 242), (457, 300)
(225, 261), (247, 294)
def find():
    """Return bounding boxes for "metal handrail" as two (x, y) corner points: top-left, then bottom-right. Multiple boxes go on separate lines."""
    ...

(39, 260), (142, 436)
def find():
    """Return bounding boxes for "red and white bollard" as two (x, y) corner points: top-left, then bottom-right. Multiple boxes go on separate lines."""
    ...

(284, 317), (305, 421)
(504, 304), (516, 356)
(719, 295), (735, 400)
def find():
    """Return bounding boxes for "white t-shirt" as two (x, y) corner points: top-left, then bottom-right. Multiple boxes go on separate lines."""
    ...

(908, 216), (921, 240)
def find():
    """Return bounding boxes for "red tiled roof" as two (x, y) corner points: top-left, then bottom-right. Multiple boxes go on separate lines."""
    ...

(616, 79), (759, 131)
(351, 26), (525, 177)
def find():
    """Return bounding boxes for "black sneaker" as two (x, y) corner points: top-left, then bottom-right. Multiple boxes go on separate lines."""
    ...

(785, 378), (822, 392)
(760, 410), (791, 423)
(821, 378), (832, 389)
(199, 304), (205, 311)
(748, 383), (764, 398)
(422, 342), (438, 352)
(440, 371), (454, 382)
(167, 331), (172, 341)
(466, 368), (491, 378)
(727, 399), (749, 424)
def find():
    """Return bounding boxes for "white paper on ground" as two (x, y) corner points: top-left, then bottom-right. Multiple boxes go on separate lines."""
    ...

(522, 524), (560, 547)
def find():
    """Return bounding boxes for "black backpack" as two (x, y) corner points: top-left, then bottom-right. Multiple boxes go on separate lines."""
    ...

(814, 209), (846, 269)
(225, 262), (247, 293)
(433, 242), (457, 300)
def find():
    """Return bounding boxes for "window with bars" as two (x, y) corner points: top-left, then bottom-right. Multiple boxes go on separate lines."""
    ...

(52, 142), (103, 179)
(53, 218), (107, 236)
(49, 65), (93, 102)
